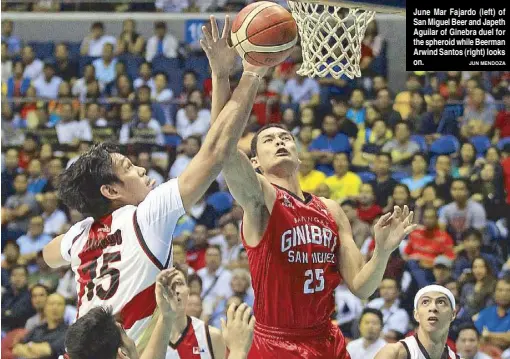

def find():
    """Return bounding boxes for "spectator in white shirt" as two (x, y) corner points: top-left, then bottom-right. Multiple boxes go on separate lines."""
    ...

(55, 103), (93, 145)
(32, 63), (63, 99)
(146, 21), (179, 61)
(152, 72), (174, 125)
(80, 21), (117, 57)
(347, 309), (387, 359)
(131, 103), (164, 145)
(41, 191), (67, 236)
(118, 103), (135, 144)
(197, 245), (233, 315)
(176, 102), (211, 139)
(21, 45), (43, 80)
(335, 283), (364, 337)
(281, 62), (321, 108)
(83, 103), (107, 127)
(155, 0), (189, 13)
(137, 151), (165, 186)
(92, 43), (117, 88)
(71, 64), (102, 103)
(366, 277), (410, 338)
(178, 70), (199, 102)
(133, 61), (155, 92)
(169, 135), (200, 178)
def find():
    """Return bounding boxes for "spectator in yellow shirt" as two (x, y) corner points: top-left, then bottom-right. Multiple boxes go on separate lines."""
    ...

(297, 151), (326, 193)
(324, 153), (362, 202)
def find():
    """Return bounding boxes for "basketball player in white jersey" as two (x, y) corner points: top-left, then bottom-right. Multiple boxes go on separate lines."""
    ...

(43, 15), (268, 346)
(375, 285), (460, 359)
(165, 268), (225, 359)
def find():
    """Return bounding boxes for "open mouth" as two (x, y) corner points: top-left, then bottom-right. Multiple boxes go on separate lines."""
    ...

(146, 178), (156, 189)
(427, 316), (439, 324)
(276, 148), (290, 156)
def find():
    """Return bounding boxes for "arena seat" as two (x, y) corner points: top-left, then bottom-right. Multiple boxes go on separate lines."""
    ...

(497, 137), (510, 150)
(206, 191), (234, 214)
(28, 41), (54, 60)
(469, 135), (491, 156)
(357, 171), (376, 183)
(410, 135), (427, 152)
(429, 135), (460, 155)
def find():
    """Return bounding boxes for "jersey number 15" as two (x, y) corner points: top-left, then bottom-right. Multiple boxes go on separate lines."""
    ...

(304, 269), (324, 294)
(81, 251), (121, 301)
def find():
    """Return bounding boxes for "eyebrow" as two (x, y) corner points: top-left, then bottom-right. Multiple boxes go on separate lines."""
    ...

(421, 295), (448, 301)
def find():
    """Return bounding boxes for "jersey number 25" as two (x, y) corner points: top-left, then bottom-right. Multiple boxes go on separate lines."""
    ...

(304, 269), (325, 294)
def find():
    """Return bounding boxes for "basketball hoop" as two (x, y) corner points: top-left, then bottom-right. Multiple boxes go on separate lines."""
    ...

(287, 0), (376, 79)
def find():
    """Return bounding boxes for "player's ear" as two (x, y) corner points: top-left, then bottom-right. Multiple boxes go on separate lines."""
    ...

(251, 157), (262, 173)
(100, 184), (122, 201)
(413, 309), (419, 323)
(117, 348), (130, 359)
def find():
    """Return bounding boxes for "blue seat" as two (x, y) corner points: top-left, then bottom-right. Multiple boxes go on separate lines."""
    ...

(118, 54), (144, 81)
(28, 41), (54, 61)
(184, 55), (209, 87)
(151, 104), (166, 126)
(486, 221), (502, 242)
(152, 55), (181, 78)
(164, 134), (182, 147)
(357, 171), (376, 183)
(470, 135), (491, 156)
(67, 42), (81, 59)
(168, 69), (184, 96)
(410, 135), (427, 152)
(497, 137), (510, 150)
(429, 135), (460, 155)
(392, 171), (408, 182)
(206, 191), (233, 214)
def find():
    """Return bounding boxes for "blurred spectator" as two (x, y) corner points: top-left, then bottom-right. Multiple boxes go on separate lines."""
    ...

(186, 225), (209, 271)
(357, 183), (382, 224)
(362, 20), (384, 58)
(374, 88), (402, 129)
(5, 61), (31, 98)
(3, 173), (40, 238)
(341, 200), (370, 248)
(109, 74), (134, 101)
(176, 102), (210, 139)
(155, 0), (189, 13)
(19, 134), (40, 170)
(470, 162), (506, 221)
(152, 72), (174, 124)
(71, 64), (101, 102)
(413, 184), (444, 224)
(432, 154), (454, 203)
(65, 141), (92, 169)
(1, 103), (25, 147)
(251, 77), (281, 127)
(331, 98), (359, 140)
(297, 151), (326, 193)
(2, 20), (21, 55)
(80, 22), (116, 57)
(41, 192), (67, 236)
(92, 43), (117, 88)
(404, 208), (455, 287)
(438, 179), (487, 241)
(459, 256), (497, 317)
(456, 324), (492, 359)
(55, 103), (93, 145)
(218, 220), (243, 267)
(474, 276), (510, 353)
(116, 19), (145, 56)
(16, 216), (52, 265)
(493, 91), (510, 144)
(137, 151), (164, 186)
(347, 88), (367, 125)
(118, 103), (135, 144)
(25, 161), (46, 195)
(369, 153), (397, 208)
(33, 63), (63, 100)
(21, 46), (44, 80)
(2, 148), (21, 203)
(324, 153), (362, 202)
(2, 265), (35, 332)
(32, 0), (60, 11)
(133, 62), (155, 92)
(453, 229), (502, 280)
(502, 144), (510, 204)
(366, 277), (410, 337)
(44, 158), (63, 193)
(29, 252), (60, 292)
(83, 103), (107, 127)
(334, 282), (363, 338)
(173, 242), (194, 275)
(25, 284), (49, 332)
(12, 293), (67, 359)
(347, 308), (386, 359)
(296, 125), (314, 153)
(419, 92), (459, 141)
(146, 21), (179, 61)
(179, 70), (199, 101)
(462, 87), (496, 137)
(186, 293), (203, 319)
(432, 255), (454, 286)
(56, 269), (77, 304)
(382, 121), (420, 175)
(445, 279), (473, 340)
(170, 135), (199, 175)
(188, 273), (203, 296)
(309, 115), (351, 175)
(1, 42), (13, 82)
(406, 91), (427, 126)
(53, 43), (78, 82)
(1, 241), (20, 291)
(131, 104), (164, 145)
(281, 63), (320, 108)
(393, 73), (423, 120)
(401, 154), (434, 199)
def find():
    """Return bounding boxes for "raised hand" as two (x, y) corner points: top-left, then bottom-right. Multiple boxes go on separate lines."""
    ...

(155, 268), (180, 317)
(200, 15), (238, 78)
(373, 205), (416, 255)
(221, 303), (255, 357)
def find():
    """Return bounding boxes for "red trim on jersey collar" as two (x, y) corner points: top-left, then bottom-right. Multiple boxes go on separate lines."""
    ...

(273, 184), (313, 204)
(168, 316), (193, 349)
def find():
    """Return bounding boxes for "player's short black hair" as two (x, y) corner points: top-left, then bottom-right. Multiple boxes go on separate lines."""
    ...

(457, 323), (480, 338)
(66, 306), (122, 359)
(250, 123), (291, 158)
(58, 143), (121, 218)
(360, 308), (384, 326)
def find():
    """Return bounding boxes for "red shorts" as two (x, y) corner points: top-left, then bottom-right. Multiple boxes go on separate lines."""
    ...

(248, 322), (350, 359)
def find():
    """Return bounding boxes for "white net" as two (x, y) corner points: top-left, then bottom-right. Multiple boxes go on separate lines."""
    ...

(287, 1), (375, 79)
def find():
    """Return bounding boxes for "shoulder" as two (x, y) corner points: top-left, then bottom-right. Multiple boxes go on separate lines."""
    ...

(375, 342), (408, 359)
(319, 198), (349, 227)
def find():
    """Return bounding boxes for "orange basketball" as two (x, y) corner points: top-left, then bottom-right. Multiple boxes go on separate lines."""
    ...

(231, 1), (298, 67)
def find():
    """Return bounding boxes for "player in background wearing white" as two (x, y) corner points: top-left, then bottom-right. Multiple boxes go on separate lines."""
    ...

(375, 285), (460, 359)
(165, 268), (225, 359)
(43, 15), (268, 348)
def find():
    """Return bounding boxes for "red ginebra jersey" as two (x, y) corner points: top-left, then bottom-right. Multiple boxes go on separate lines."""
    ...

(242, 185), (341, 330)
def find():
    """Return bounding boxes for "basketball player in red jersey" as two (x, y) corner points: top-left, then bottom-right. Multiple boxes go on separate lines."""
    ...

(209, 76), (416, 358)
(42, 16), (269, 348)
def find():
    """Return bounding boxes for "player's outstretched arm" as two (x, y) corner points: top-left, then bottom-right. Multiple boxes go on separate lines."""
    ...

(221, 303), (255, 359)
(374, 343), (407, 359)
(43, 234), (67, 268)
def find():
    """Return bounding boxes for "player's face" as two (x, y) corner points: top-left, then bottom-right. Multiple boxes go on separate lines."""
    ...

(360, 313), (382, 341)
(414, 292), (455, 334)
(253, 127), (299, 175)
(456, 329), (479, 359)
(172, 271), (190, 313)
(117, 323), (139, 359)
(109, 154), (156, 206)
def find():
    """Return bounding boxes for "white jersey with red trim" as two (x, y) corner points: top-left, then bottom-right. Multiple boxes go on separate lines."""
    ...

(166, 316), (214, 359)
(400, 335), (459, 359)
(60, 179), (185, 344)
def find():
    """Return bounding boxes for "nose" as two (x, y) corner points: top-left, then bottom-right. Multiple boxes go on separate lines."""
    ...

(137, 166), (146, 176)
(276, 138), (285, 147)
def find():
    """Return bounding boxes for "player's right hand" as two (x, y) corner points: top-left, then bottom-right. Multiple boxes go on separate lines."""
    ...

(200, 15), (237, 78)
(155, 268), (180, 317)
(221, 303), (255, 357)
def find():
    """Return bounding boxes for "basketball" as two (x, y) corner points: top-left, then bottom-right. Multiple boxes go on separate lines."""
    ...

(231, 1), (298, 67)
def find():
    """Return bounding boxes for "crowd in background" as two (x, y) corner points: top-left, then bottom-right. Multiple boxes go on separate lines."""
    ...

(2, 15), (510, 359)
